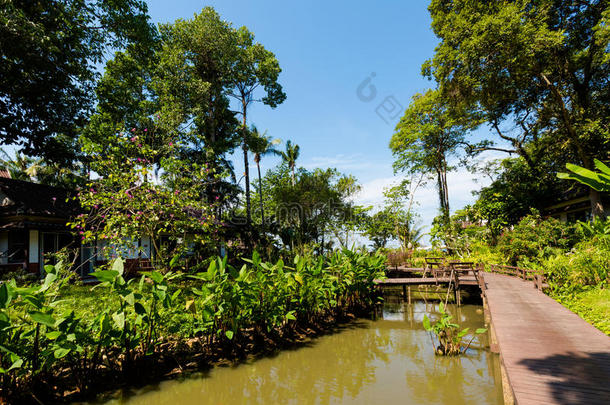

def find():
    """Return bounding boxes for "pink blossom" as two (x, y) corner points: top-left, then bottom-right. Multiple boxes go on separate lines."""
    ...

(131, 128), (136, 132)
(169, 142), (173, 147)
(144, 128), (148, 132)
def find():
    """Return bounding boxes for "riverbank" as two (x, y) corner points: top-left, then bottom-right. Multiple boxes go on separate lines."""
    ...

(13, 306), (373, 404)
(93, 301), (503, 405)
(0, 252), (387, 404)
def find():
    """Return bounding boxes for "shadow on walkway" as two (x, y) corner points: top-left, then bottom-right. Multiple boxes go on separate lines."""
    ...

(518, 351), (610, 404)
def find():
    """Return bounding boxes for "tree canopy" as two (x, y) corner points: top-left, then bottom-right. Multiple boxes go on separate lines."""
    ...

(0, 0), (156, 162)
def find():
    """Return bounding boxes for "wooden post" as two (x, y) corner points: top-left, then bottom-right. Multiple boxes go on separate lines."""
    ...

(408, 286), (411, 305)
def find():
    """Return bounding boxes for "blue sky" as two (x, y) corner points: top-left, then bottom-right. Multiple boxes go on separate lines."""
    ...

(145, 0), (497, 244)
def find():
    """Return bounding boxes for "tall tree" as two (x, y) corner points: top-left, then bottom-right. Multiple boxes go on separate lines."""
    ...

(84, 8), (243, 203)
(279, 140), (300, 186)
(390, 89), (467, 224)
(228, 28), (286, 227)
(424, 0), (610, 217)
(247, 126), (280, 227)
(0, 0), (156, 162)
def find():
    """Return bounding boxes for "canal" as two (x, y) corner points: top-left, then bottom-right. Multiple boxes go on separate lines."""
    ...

(97, 301), (503, 404)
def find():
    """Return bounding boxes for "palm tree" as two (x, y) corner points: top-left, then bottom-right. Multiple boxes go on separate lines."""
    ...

(248, 126), (281, 227)
(279, 140), (300, 186)
(0, 150), (42, 181)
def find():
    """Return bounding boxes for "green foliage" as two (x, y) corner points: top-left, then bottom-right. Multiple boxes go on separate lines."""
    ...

(0, 249), (385, 399)
(555, 286), (610, 335)
(496, 213), (578, 266)
(558, 159), (610, 193)
(255, 163), (363, 250)
(543, 234), (610, 295)
(0, 0), (156, 162)
(425, 0), (610, 182)
(391, 89), (470, 223)
(422, 302), (487, 356)
(72, 128), (220, 269)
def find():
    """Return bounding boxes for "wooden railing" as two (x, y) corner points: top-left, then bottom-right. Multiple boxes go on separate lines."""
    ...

(488, 264), (546, 290)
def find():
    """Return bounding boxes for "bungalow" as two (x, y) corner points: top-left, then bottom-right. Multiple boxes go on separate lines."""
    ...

(0, 177), (153, 277)
(0, 177), (79, 275)
(543, 189), (610, 223)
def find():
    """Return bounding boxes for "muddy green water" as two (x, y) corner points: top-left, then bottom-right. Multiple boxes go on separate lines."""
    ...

(99, 302), (503, 404)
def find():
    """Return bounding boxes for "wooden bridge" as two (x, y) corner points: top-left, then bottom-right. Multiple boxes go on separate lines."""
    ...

(375, 259), (610, 404)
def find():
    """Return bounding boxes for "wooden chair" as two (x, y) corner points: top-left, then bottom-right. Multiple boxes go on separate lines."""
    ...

(423, 257), (443, 278)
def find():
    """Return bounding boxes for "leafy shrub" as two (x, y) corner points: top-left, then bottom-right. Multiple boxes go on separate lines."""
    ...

(496, 213), (578, 265)
(543, 235), (610, 294)
(0, 248), (386, 401)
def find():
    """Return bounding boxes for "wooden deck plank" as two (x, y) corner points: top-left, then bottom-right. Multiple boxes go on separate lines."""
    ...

(374, 276), (478, 285)
(483, 273), (610, 405)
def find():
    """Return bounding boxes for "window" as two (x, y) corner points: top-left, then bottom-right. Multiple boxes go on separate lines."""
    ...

(7, 230), (27, 263)
(41, 232), (74, 265)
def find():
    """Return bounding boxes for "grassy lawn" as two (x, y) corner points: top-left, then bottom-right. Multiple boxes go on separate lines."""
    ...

(558, 286), (610, 335)
(54, 284), (121, 318)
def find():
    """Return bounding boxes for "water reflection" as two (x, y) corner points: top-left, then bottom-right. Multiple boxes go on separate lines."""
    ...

(99, 302), (503, 405)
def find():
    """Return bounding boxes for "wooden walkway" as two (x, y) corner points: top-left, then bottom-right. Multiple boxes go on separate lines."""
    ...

(374, 276), (479, 286)
(483, 273), (610, 404)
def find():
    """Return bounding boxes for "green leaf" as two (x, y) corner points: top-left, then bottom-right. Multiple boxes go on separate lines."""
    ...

(475, 328), (488, 334)
(112, 312), (125, 330)
(148, 271), (164, 284)
(54, 347), (71, 359)
(225, 330), (234, 340)
(134, 302), (147, 316)
(457, 328), (470, 338)
(112, 258), (124, 275)
(22, 294), (43, 309)
(91, 270), (119, 283)
(169, 254), (180, 269)
(30, 311), (55, 327)
(185, 299), (196, 313)
(46, 331), (62, 340)
(123, 292), (135, 306)
(7, 358), (23, 372)
(0, 283), (12, 309)
(594, 159), (610, 176)
(422, 314), (431, 331)
(41, 272), (57, 291)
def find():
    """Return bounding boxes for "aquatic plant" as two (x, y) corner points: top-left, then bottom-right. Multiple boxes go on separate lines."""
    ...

(422, 303), (487, 356)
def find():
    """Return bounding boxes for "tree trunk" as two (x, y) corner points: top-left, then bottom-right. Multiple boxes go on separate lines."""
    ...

(242, 107), (251, 227)
(257, 162), (265, 227)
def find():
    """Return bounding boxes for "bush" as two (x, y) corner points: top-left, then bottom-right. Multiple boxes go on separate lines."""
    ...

(543, 234), (610, 294)
(496, 214), (578, 265)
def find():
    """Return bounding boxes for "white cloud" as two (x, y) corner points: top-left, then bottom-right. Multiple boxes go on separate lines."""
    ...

(302, 153), (375, 171)
(352, 166), (493, 245)
(353, 176), (397, 207)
